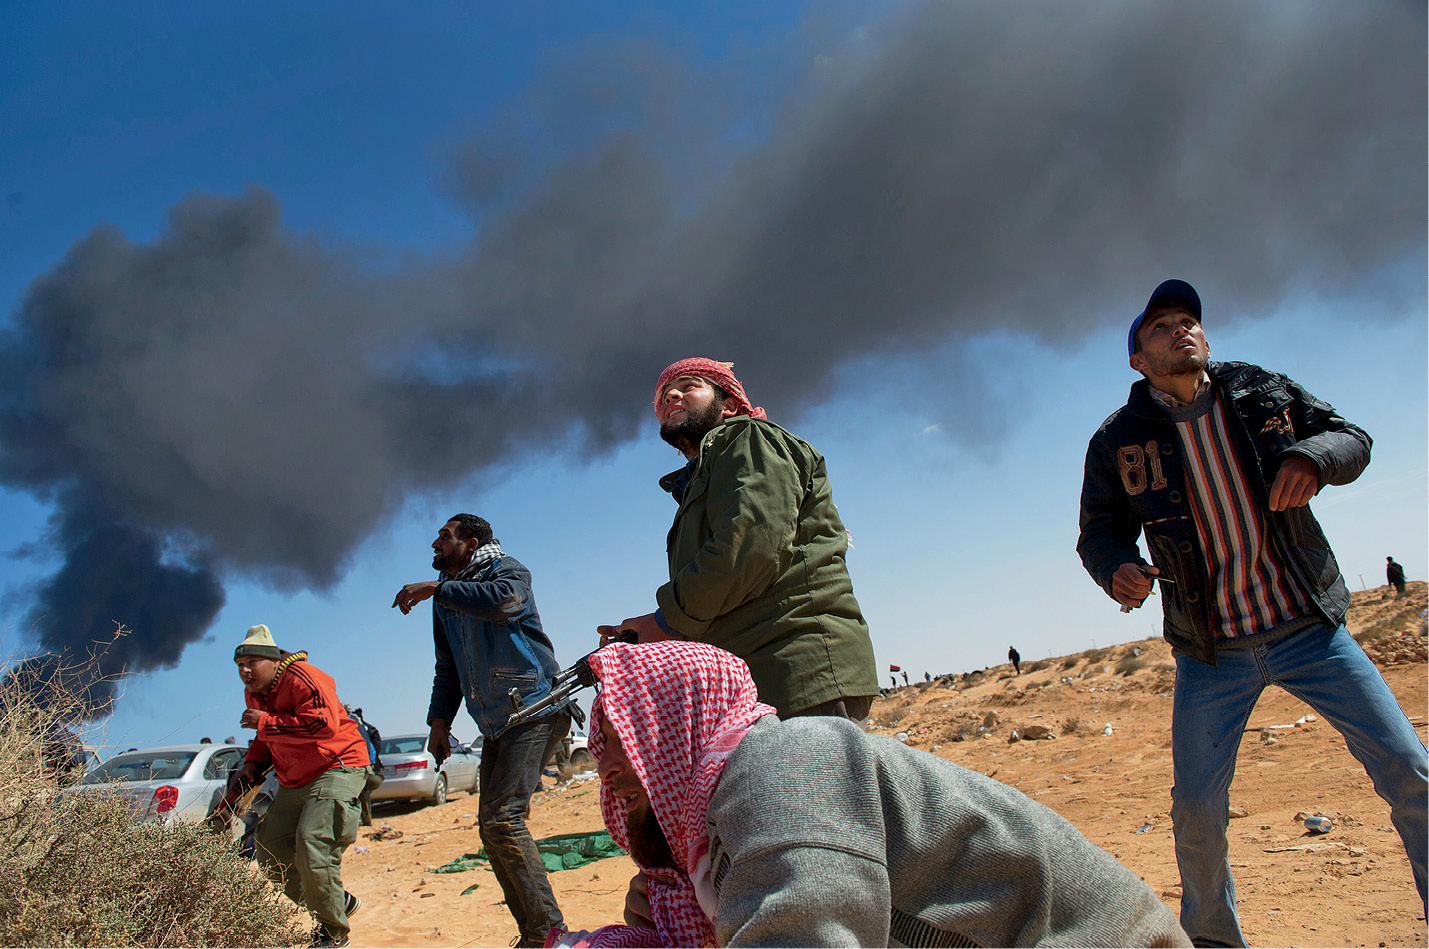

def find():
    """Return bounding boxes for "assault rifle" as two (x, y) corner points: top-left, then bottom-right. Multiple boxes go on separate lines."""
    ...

(506, 631), (637, 729)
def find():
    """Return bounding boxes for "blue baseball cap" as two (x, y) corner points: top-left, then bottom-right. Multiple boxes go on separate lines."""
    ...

(1128, 279), (1201, 356)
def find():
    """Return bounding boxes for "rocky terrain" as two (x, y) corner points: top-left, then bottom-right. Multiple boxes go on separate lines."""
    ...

(341, 583), (1427, 948)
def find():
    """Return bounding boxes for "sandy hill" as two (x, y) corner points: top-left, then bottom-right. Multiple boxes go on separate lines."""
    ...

(342, 583), (1427, 948)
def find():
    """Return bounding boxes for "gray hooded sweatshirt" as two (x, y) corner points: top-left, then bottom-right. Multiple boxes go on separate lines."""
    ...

(704, 716), (1189, 948)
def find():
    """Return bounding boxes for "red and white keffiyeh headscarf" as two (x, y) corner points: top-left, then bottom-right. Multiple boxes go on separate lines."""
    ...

(564, 641), (776, 948)
(652, 358), (767, 421)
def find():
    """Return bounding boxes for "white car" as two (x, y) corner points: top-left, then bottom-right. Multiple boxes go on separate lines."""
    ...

(567, 722), (593, 771)
(543, 720), (594, 777)
(370, 733), (480, 807)
(68, 743), (246, 824)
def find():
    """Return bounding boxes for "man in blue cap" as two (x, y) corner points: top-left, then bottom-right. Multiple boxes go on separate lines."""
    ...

(1076, 279), (1427, 946)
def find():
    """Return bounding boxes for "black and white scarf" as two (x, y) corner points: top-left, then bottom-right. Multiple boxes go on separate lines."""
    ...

(453, 540), (505, 580)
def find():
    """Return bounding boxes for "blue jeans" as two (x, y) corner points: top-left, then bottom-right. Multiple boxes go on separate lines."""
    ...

(479, 712), (570, 946)
(1171, 623), (1428, 947)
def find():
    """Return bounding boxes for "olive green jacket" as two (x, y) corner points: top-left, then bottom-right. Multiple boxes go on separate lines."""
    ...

(655, 416), (879, 715)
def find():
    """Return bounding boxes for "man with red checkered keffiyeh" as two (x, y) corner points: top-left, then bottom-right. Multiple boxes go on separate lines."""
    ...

(597, 358), (879, 721)
(545, 642), (1188, 948)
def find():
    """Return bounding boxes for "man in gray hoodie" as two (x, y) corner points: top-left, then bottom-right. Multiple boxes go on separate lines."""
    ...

(548, 641), (1189, 948)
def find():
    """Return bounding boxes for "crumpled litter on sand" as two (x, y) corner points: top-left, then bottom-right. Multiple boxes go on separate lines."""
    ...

(430, 831), (626, 874)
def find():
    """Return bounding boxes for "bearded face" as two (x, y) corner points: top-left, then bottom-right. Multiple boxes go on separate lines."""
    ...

(627, 802), (676, 869)
(658, 396), (726, 454)
(431, 519), (476, 575)
(656, 376), (730, 456)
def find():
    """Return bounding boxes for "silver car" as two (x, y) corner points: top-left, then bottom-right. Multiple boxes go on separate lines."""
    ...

(370, 733), (480, 807)
(69, 743), (246, 825)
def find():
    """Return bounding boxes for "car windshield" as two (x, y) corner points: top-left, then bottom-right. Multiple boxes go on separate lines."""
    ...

(379, 737), (428, 756)
(80, 751), (198, 785)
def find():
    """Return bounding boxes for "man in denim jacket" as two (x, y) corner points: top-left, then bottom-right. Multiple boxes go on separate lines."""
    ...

(395, 514), (568, 947)
(1077, 279), (1427, 946)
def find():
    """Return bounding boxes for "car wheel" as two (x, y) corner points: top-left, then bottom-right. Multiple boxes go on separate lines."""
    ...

(430, 774), (447, 807)
(470, 767), (480, 795)
(570, 749), (593, 771)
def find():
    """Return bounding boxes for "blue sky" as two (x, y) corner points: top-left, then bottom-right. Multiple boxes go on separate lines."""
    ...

(1, 1), (1423, 754)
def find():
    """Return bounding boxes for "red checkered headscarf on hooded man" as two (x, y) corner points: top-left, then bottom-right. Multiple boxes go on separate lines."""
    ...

(560, 642), (776, 948)
(652, 358), (767, 421)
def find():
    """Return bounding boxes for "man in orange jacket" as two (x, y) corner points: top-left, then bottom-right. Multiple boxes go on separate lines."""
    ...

(233, 624), (371, 948)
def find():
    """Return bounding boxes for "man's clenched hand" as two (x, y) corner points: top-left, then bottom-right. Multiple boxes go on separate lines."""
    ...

(1111, 562), (1158, 609)
(1268, 455), (1319, 511)
(623, 871), (655, 930)
(427, 720), (451, 768)
(597, 613), (671, 646)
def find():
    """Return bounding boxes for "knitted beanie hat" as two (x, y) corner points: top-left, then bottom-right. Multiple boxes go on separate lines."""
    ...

(234, 624), (282, 661)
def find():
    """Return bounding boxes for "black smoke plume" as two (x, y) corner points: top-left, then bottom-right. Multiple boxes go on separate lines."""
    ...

(1, 0), (1422, 712)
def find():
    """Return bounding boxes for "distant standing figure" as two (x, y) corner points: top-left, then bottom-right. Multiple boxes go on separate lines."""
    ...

(1077, 278), (1427, 945)
(1008, 646), (1022, 675)
(1387, 556), (1407, 597)
(346, 705), (385, 826)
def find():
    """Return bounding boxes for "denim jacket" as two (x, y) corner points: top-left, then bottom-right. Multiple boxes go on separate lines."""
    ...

(1077, 361), (1371, 664)
(425, 555), (561, 739)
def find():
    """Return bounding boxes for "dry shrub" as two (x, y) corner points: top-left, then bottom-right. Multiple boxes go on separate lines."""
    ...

(1062, 717), (1081, 736)
(946, 719), (981, 743)
(1114, 654), (1146, 677)
(0, 637), (305, 948)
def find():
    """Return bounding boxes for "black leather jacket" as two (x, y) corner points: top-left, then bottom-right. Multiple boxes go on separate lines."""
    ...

(1077, 361), (1371, 664)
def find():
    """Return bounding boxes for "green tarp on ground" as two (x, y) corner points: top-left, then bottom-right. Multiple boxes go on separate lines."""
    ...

(430, 831), (626, 875)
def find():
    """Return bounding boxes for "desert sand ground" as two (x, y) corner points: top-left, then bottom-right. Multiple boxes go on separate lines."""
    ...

(339, 583), (1427, 948)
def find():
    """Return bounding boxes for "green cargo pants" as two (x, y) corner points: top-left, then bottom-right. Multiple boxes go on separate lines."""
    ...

(256, 766), (368, 941)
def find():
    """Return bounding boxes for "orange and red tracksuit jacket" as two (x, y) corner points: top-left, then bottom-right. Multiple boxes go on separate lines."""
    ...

(243, 651), (370, 788)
